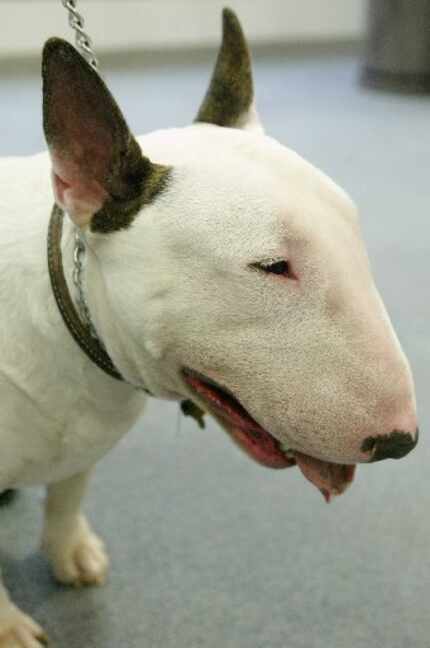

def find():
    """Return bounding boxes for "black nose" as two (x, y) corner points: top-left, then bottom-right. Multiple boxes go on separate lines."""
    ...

(362, 429), (419, 462)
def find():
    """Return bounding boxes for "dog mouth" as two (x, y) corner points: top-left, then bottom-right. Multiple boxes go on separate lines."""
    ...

(182, 369), (356, 502)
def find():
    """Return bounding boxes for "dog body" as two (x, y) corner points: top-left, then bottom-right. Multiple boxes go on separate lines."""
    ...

(0, 10), (418, 646)
(0, 152), (145, 488)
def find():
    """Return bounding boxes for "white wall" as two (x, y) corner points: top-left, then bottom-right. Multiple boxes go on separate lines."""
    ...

(0, 1), (366, 59)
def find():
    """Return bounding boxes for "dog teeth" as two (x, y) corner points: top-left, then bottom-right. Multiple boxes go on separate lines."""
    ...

(281, 442), (293, 456)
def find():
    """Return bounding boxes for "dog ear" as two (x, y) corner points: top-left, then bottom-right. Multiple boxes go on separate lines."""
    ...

(42, 38), (170, 233)
(195, 8), (262, 132)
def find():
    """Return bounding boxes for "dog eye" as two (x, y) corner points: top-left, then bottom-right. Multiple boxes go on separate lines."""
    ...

(264, 260), (290, 275)
(251, 260), (296, 279)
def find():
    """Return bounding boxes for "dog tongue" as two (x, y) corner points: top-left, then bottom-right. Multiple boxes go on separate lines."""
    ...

(294, 452), (356, 502)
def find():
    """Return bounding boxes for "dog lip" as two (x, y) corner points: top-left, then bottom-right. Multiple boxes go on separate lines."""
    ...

(181, 367), (357, 499)
(181, 367), (265, 429)
(181, 367), (295, 469)
(181, 368), (317, 462)
(182, 367), (295, 451)
(182, 367), (236, 399)
(181, 369), (351, 471)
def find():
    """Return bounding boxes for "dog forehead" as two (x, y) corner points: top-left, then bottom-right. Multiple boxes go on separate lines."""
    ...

(142, 124), (354, 200)
(138, 125), (358, 249)
(141, 124), (317, 180)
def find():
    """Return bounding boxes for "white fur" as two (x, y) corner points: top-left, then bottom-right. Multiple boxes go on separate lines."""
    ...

(85, 124), (416, 463)
(0, 152), (145, 488)
(0, 122), (416, 645)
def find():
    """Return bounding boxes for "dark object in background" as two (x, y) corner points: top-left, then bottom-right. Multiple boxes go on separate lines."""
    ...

(363, 0), (430, 93)
(0, 489), (17, 507)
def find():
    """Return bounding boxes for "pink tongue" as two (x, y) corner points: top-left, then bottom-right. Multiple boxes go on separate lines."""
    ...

(294, 452), (356, 502)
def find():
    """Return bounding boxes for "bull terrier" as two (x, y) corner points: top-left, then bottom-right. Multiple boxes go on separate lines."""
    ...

(0, 8), (418, 646)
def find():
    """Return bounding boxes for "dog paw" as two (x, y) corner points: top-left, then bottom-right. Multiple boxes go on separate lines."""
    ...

(0, 604), (48, 647)
(43, 515), (109, 588)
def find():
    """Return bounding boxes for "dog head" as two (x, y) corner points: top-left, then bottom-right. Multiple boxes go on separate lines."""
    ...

(42, 9), (418, 499)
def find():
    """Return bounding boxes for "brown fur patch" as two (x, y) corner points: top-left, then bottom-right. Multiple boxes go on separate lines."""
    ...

(91, 157), (172, 234)
(195, 8), (254, 128)
(42, 38), (170, 234)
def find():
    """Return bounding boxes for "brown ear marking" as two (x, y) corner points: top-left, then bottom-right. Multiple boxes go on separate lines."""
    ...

(42, 38), (170, 234)
(195, 8), (254, 128)
(91, 155), (172, 234)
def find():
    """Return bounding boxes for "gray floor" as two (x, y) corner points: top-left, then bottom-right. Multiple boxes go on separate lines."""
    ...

(1, 46), (429, 648)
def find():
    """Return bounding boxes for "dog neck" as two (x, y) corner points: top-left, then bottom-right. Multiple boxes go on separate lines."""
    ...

(48, 205), (152, 394)
(48, 205), (206, 426)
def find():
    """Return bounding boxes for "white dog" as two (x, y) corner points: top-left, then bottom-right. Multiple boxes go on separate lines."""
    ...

(0, 9), (418, 646)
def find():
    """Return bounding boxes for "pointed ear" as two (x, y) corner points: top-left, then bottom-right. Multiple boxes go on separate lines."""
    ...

(195, 8), (263, 132)
(42, 38), (170, 233)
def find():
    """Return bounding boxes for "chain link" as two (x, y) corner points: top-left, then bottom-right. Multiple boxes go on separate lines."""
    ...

(72, 230), (103, 343)
(61, 0), (99, 70)
(70, 228), (152, 394)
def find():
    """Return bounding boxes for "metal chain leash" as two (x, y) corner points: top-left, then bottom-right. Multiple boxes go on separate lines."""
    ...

(60, 0), (102, 339)
(61, 0), (99, 70)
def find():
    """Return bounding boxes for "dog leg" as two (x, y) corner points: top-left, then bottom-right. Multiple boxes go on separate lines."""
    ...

(0, 582), (48, 647)
(41, 470), (109, 587)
